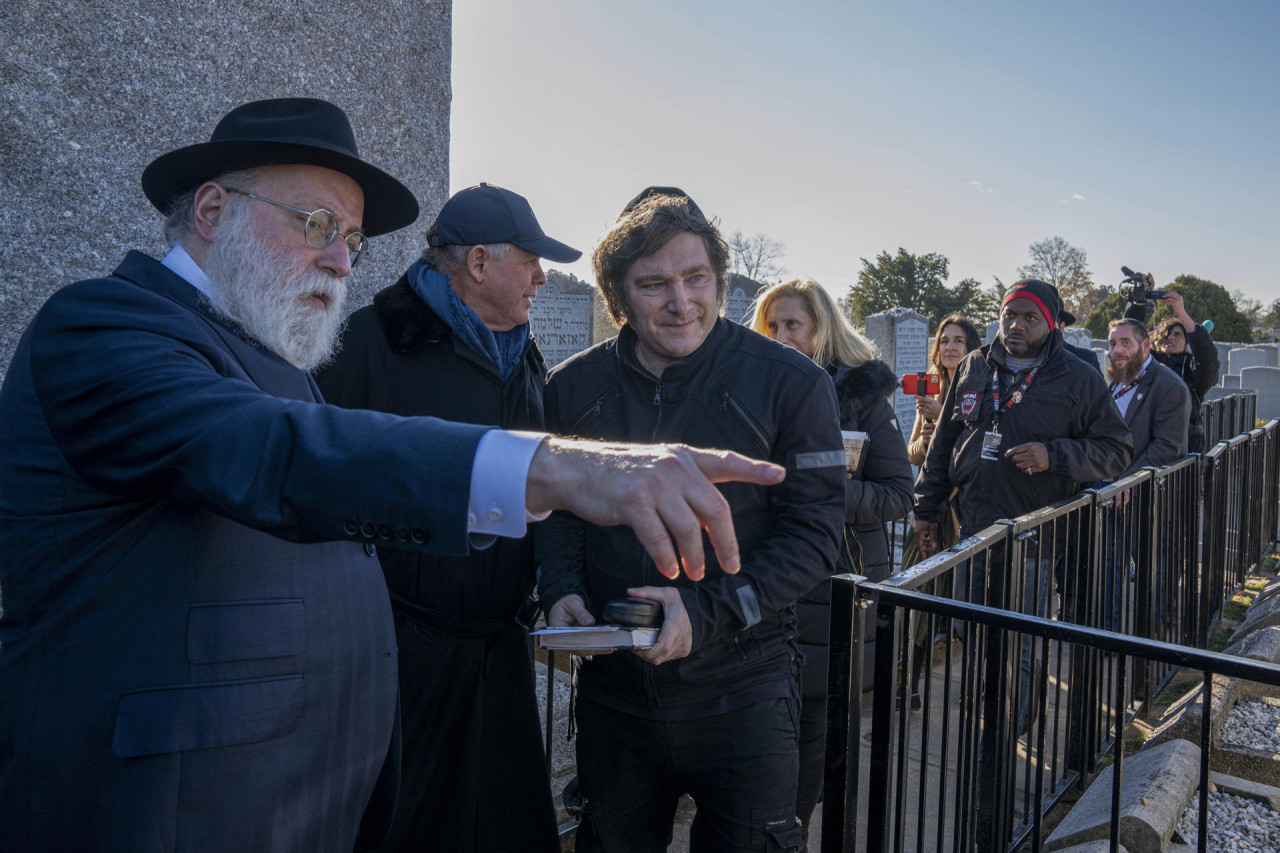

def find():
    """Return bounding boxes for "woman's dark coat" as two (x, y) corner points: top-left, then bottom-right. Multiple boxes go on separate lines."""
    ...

(796, 359), (914, 696)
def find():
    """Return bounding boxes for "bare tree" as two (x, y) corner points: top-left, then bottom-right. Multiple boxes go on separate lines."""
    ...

(1016, 236), (1098, 322)
(728, 230), (786, 283)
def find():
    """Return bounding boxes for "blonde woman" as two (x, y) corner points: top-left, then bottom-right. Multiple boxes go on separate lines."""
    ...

(749, 279), (912, 839)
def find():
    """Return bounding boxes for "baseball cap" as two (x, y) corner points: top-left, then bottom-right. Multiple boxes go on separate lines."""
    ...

(428, 183), (581, 263)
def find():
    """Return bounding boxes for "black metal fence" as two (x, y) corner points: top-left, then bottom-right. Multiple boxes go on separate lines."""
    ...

(822, 414), (1280, 852)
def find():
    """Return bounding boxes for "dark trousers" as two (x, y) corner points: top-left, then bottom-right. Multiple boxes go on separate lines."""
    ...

(574, 695), (804, 853)
(377, 607), (558, 853)
(795, 693), (829, 837)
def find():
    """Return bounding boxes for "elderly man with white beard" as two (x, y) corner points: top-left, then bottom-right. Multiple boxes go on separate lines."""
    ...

(0, 98), (786, 853)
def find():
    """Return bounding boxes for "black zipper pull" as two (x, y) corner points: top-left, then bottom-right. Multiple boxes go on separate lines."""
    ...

(720, 389), (729, 412)
(593, 395), (603, 416)
(653, 385), (661, 406)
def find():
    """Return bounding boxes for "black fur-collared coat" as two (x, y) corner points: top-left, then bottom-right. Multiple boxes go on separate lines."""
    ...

(796, 359), (913, 697)
(315, 274), (557, 853)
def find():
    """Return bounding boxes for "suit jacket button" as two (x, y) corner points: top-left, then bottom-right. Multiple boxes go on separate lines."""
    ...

(395, 526), (410, 542)
(364, 543), (377, 557)
(344, 518), (360, 535)
(377, 524), (393, 540)
(411, 528), (427, 544)
(360, 521), (377, 538)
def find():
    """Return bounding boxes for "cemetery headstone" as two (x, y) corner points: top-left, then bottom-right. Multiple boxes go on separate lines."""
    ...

(1062, 327), (1091, 350)
(530, 274), (597, 367)
(985, 320), (1000, 345)
(1220, 374), (1241, 390)
(865, 309), (929, 443)
(1229, 347), (1272, 374)
(1247, 343), (1280, 368)
(1214, 341), (1233, 367)
(1240, 367), (1280, 421)
(724, 286), (757, 325)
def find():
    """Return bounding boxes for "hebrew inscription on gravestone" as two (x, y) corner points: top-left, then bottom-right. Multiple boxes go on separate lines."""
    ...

(865, 309), (929, 443)
(529, 280), (594, 367)
(724, 287), (756, 325)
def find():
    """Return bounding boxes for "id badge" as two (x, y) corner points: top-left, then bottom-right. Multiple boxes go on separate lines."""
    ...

(980, 430), (1002, 461)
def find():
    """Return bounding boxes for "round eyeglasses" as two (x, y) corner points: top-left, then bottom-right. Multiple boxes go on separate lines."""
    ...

(226, 189), (368, 268)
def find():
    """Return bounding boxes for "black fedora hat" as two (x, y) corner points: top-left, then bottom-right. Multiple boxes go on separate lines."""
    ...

(141, 98), (419, 237)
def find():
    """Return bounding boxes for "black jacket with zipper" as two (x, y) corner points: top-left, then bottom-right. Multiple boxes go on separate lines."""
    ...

(535, 318), (845, 720)
(315, 274), (546, 620)
(915, 330), (1133, 538)
(796, 359), (913, 697)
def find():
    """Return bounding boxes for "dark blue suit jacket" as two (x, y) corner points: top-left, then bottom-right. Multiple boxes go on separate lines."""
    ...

(0, 252), (489, 851)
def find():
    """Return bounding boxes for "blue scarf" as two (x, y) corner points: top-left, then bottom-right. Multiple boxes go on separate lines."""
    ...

(407, 259), (529, 381)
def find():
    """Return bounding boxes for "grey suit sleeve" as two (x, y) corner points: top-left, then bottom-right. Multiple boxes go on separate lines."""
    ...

(1125, 373), (1191, 474)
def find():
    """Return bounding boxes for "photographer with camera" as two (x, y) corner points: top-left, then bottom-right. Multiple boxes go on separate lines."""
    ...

(1120, 267), (1221, 452)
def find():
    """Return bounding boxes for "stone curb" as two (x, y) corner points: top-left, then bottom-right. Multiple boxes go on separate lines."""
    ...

(1233, 576), (1280, 645)
(1145, 673), (1238, 751)
(1046, 739), (1200, 853)
(1209, 770), (1280, 812)
(1054, 841), (1130, 853)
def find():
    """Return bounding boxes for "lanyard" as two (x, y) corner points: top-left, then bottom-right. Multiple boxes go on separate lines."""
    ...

(990, 363), (1041, 431)
(1111, 363), (1148, 401)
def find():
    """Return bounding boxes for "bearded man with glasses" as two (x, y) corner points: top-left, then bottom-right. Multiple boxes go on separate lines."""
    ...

(0, 98), (785, 852)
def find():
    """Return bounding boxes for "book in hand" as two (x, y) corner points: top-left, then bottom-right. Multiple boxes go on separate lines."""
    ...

(533, 625), (659, 650)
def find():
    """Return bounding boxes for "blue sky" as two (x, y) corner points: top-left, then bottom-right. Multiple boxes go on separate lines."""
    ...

(451, 0), (1278, 306)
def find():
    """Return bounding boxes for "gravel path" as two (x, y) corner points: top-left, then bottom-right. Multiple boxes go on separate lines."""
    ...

(1174, 790), (1280, 850)
(1219, 699), (1280, 754)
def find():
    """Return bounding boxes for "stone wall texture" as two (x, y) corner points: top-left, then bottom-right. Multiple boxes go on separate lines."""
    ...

(0, 0), (453, 378)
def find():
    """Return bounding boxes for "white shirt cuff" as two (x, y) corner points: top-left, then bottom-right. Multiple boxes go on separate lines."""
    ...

(467, 430), (550, 542)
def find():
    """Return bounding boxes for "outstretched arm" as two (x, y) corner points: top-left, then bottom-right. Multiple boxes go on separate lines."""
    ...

(526, 438), (785, 582)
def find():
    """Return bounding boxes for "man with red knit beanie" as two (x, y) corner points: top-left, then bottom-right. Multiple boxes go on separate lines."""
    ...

(912, 278), (1132, 735)
(914, 278), (1131, 550)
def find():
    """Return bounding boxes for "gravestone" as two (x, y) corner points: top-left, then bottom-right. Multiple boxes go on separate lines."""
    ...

(530, 273), (597, 367)
(724, 286), (757, 325)
(985, 320), (1000, 345)
(0, 0), (453, 381)
(1203, 386), (1235, 403)
(1220, 374), (1241, 389)
(1228, 347), (1272, 374)
(1063, 327), (1091, 351)
(722, 274), (766, 325)
(1214, 341), (1234, 367)
(1247, 343), (1280, 368)
(1093, 349), (1109, 373)
(1240, 367), (1280, 421)
(865, 309), (929, 442)
(1092, 339), (1108, 351)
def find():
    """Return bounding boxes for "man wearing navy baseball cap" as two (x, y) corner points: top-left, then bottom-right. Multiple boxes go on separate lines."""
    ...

(316, 183), (581, 853)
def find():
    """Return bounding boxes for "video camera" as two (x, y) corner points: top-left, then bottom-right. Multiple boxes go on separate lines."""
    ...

(1120, 266), (1168, 304)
